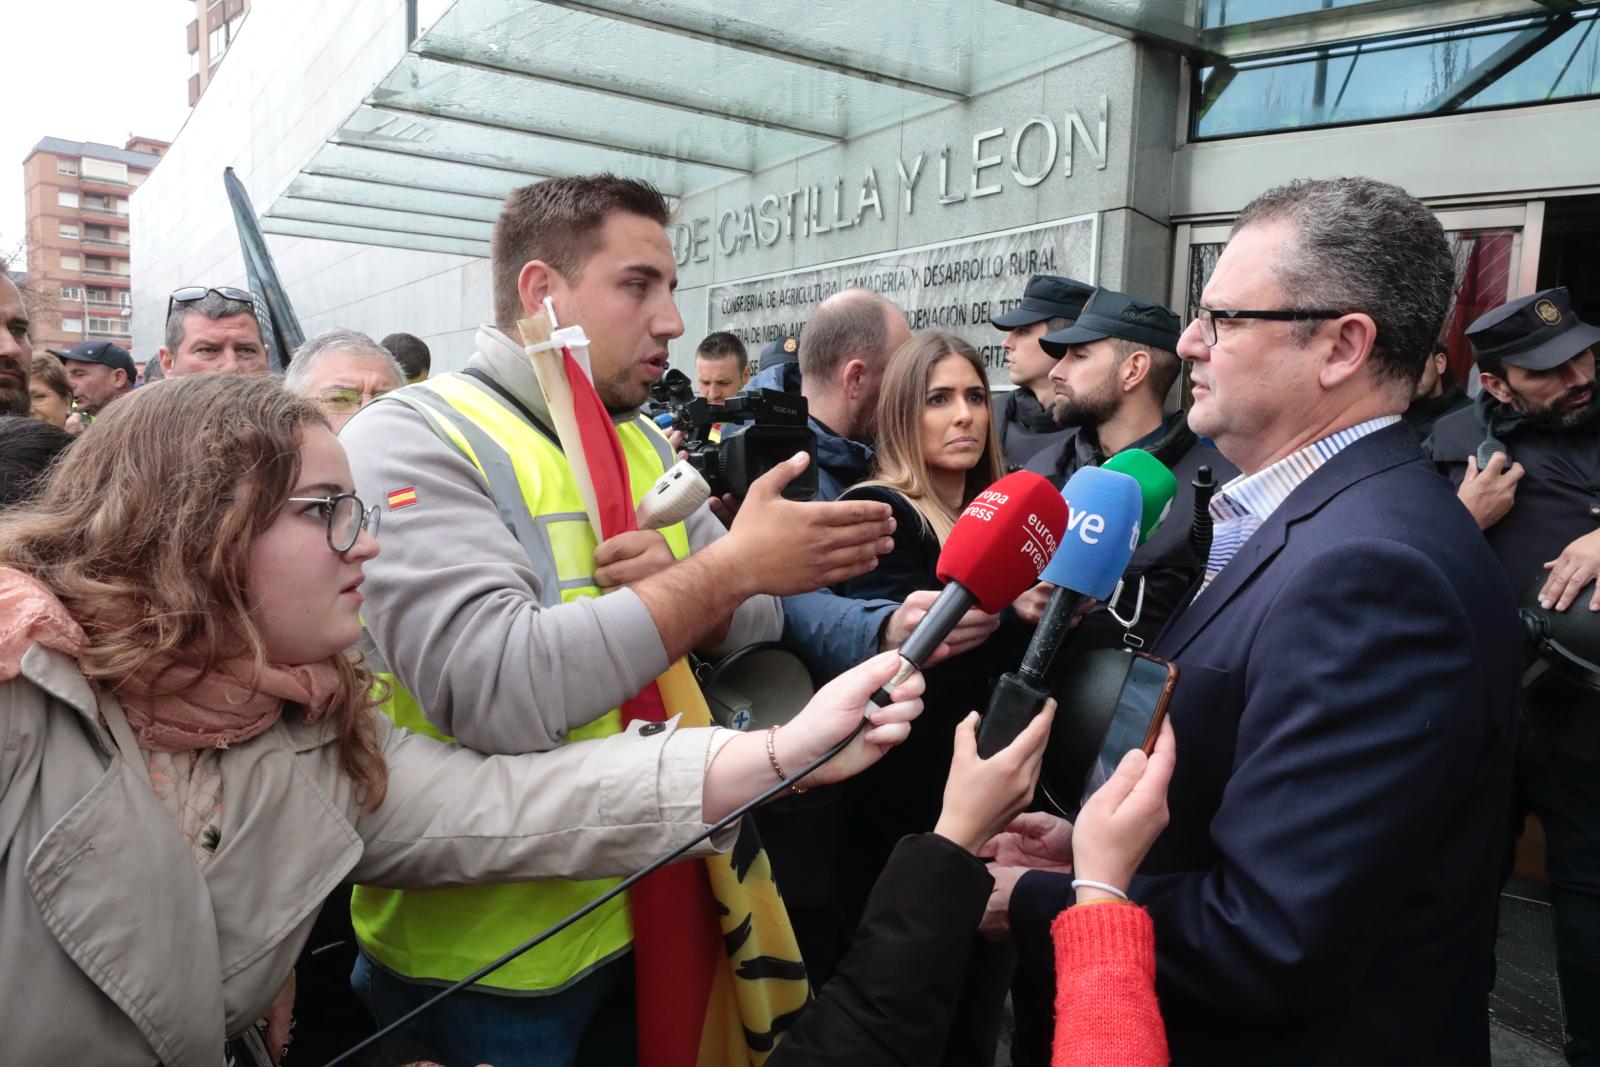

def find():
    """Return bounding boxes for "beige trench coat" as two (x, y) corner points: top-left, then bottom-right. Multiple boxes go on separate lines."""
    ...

(0, 643), (736, 1065)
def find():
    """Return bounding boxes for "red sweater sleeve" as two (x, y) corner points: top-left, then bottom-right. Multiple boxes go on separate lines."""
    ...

(1051, 902), (1169, 1067)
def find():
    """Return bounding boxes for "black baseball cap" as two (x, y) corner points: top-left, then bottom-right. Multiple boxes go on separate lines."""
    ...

(1041, 289), (1181, 357)
(1467, 287), (1600, 372)
(759, 335), (800, 366)
(991, 275), (1095, 330)
(49, 340), (137, 379)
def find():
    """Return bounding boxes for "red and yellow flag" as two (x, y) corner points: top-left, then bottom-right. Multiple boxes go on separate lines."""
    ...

(556, 341), (810, 1065)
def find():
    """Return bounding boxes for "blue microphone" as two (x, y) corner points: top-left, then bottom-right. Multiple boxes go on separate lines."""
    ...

(977, 466), (1143, 758)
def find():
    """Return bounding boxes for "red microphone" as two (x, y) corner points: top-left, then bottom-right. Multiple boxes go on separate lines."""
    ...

(871, 470), (1069, 705)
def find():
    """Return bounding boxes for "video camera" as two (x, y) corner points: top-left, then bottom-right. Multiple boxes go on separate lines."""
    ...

(648, 369), (817, 501)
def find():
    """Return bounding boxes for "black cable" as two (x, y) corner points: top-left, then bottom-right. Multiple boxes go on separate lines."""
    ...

(322, 719), (865, 1067)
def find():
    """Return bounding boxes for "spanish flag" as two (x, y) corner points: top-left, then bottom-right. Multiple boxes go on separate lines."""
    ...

(542, 325), (809, 1065)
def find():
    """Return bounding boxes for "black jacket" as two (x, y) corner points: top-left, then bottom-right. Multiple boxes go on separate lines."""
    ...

(770, 834), (993, 1067)
(1402, 386), (1471, 441)
(832, 486), (1027, 917)
(1425, 393), (1600, 592)
(1024, 411), (1239, 651)
(992, 388), (1067, 471)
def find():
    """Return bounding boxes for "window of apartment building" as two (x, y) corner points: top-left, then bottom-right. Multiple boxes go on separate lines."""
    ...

(61, 317), (83, 334)
(88, 316), (130, 337)
(87, 288), (113, 305)
(85, 256), (111, 273)
(81, 158), (128, 184)
(209, 22), (228, 61)
(60, 254), (80, 271)
(115, 197), (130, 214)
(57, 190), (79, 209)
(119, 291), (132, 307)
(60, 286), (83, 301)
(59, 223), (79, 240)
(56, 159), (77, 176)
(82, 194), (111, 213)
(84, 224), (111, 242)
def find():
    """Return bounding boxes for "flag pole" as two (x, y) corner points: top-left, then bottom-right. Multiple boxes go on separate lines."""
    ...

(517, 299), (604, 537)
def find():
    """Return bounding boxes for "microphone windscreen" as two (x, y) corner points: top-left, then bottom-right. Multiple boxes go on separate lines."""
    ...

(1103, 448), (1177, 545)
(936, 470), (1068, 613)
(1040, 466), (1143, 600)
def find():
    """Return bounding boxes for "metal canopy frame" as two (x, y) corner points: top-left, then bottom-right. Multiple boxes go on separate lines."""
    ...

(999, 0), (1598, 60)
(264, 0), (1110, 255)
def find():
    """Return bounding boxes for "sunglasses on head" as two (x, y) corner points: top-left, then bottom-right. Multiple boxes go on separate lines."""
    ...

(166, 286), (254, 321)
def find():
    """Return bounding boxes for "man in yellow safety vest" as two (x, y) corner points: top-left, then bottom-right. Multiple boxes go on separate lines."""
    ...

(338, 173), (898, 1066)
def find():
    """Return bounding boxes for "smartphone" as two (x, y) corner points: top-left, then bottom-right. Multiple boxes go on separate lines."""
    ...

(1077, 652), (1179, 807)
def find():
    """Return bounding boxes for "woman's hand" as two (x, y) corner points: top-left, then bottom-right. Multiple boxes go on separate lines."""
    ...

(1069, 719), (1175, 902)
(702, 651), (923, 822)
(775, 650), (925, 788)
(934, 702), (1055, 854)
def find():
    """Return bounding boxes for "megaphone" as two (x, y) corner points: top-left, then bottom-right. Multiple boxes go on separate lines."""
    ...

(1520, 576), (1600, 763)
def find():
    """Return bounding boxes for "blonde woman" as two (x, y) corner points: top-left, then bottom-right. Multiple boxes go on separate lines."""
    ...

(832, 331), (1021, 1067)
(0, 374), (923, 1065)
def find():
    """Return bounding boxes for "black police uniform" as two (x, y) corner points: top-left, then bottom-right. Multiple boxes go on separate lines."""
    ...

(1425, 287), (1600, 1066)
(989, 275), (1094, 470)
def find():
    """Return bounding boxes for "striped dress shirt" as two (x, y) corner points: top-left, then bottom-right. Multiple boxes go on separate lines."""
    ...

(1197, 416), (1401, 595)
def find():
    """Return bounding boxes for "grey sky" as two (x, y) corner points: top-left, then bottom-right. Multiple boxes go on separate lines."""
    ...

(3, 1), (195, 270)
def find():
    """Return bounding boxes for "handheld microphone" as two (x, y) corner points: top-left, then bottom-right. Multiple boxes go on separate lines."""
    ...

(1103, 448), (1177, 546)
(871, 470), (1068, 706)
(977, 466), (1143, 757)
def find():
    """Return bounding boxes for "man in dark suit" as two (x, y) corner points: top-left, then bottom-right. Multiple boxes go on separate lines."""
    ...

(986, 177), (1520, 1065)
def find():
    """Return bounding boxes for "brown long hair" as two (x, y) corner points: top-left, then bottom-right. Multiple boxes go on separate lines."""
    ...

(860, 332), (1004, 544)
(0, 374), (388, 808)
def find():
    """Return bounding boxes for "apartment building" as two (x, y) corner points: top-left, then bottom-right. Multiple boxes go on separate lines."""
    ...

(22, 137), (166, 360)
(186, 0), (252, 106)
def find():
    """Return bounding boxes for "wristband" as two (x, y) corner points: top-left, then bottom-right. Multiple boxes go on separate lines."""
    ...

(1070, 878), (1129, 901)
(766, 725), (806, 794)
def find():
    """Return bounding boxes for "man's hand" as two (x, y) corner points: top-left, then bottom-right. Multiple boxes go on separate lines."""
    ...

(980, 810), (1075, 872)
(723, 453), (895, 595)
(1542, 528), (1600, 612)
(880, 589), (1000, 665)
(1457, 452), (1524, 530)
(594, 530), (677, 590)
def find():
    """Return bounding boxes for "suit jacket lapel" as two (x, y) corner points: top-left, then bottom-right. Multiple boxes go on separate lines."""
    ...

(1154, 424), (1425, 659)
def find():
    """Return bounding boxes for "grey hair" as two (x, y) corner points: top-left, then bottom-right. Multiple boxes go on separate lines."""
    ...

(164, 290), (258, 351)
(1232, 177), (1454, 388)
(283, 329), (406, 393)
(800, 288), (905, 385)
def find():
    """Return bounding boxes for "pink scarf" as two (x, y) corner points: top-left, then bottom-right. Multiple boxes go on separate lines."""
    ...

(0, 566), (340, 750)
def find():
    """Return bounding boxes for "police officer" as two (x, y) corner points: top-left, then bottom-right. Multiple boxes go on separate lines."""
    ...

(989, 275), (1094, 469)
(1427, 286), (1600, 1065)
(1020, 288), (1237, 651)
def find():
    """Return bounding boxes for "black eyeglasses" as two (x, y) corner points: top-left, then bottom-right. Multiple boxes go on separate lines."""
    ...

(166, 285), (254, 321)
(1195, 306), (1346, 347)
(286, 492), (381, 553)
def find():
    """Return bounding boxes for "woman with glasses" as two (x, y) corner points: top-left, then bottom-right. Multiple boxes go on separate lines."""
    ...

(0, 374), (925, 1065)
(284, 328), (406, 431)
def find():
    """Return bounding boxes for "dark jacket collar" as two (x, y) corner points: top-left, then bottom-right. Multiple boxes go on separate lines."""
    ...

(1001, 388), (1058, 434)
(1155, 423), (1423, 658)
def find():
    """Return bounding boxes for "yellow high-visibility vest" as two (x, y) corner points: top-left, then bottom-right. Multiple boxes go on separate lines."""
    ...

(350, 371), (689, 993)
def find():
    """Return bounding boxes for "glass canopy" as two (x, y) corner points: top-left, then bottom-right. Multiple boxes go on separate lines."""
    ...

(263, 0), (1111, 256)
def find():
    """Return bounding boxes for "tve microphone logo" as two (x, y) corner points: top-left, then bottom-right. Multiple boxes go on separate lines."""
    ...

(1045, 467), (1144, 600)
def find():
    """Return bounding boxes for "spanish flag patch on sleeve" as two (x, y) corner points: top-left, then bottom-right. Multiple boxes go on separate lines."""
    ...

(386, 486), (419, 510)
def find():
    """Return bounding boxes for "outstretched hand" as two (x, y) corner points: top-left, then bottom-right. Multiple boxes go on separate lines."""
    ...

(1070, 719), (1176, 901)
(934, 702), (1055, 854)
(726, 453), (895, 595)
(775, 649), (926, 789)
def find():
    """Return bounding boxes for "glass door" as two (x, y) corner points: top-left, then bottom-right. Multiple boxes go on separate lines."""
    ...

(1172, 202), (1544, 399)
